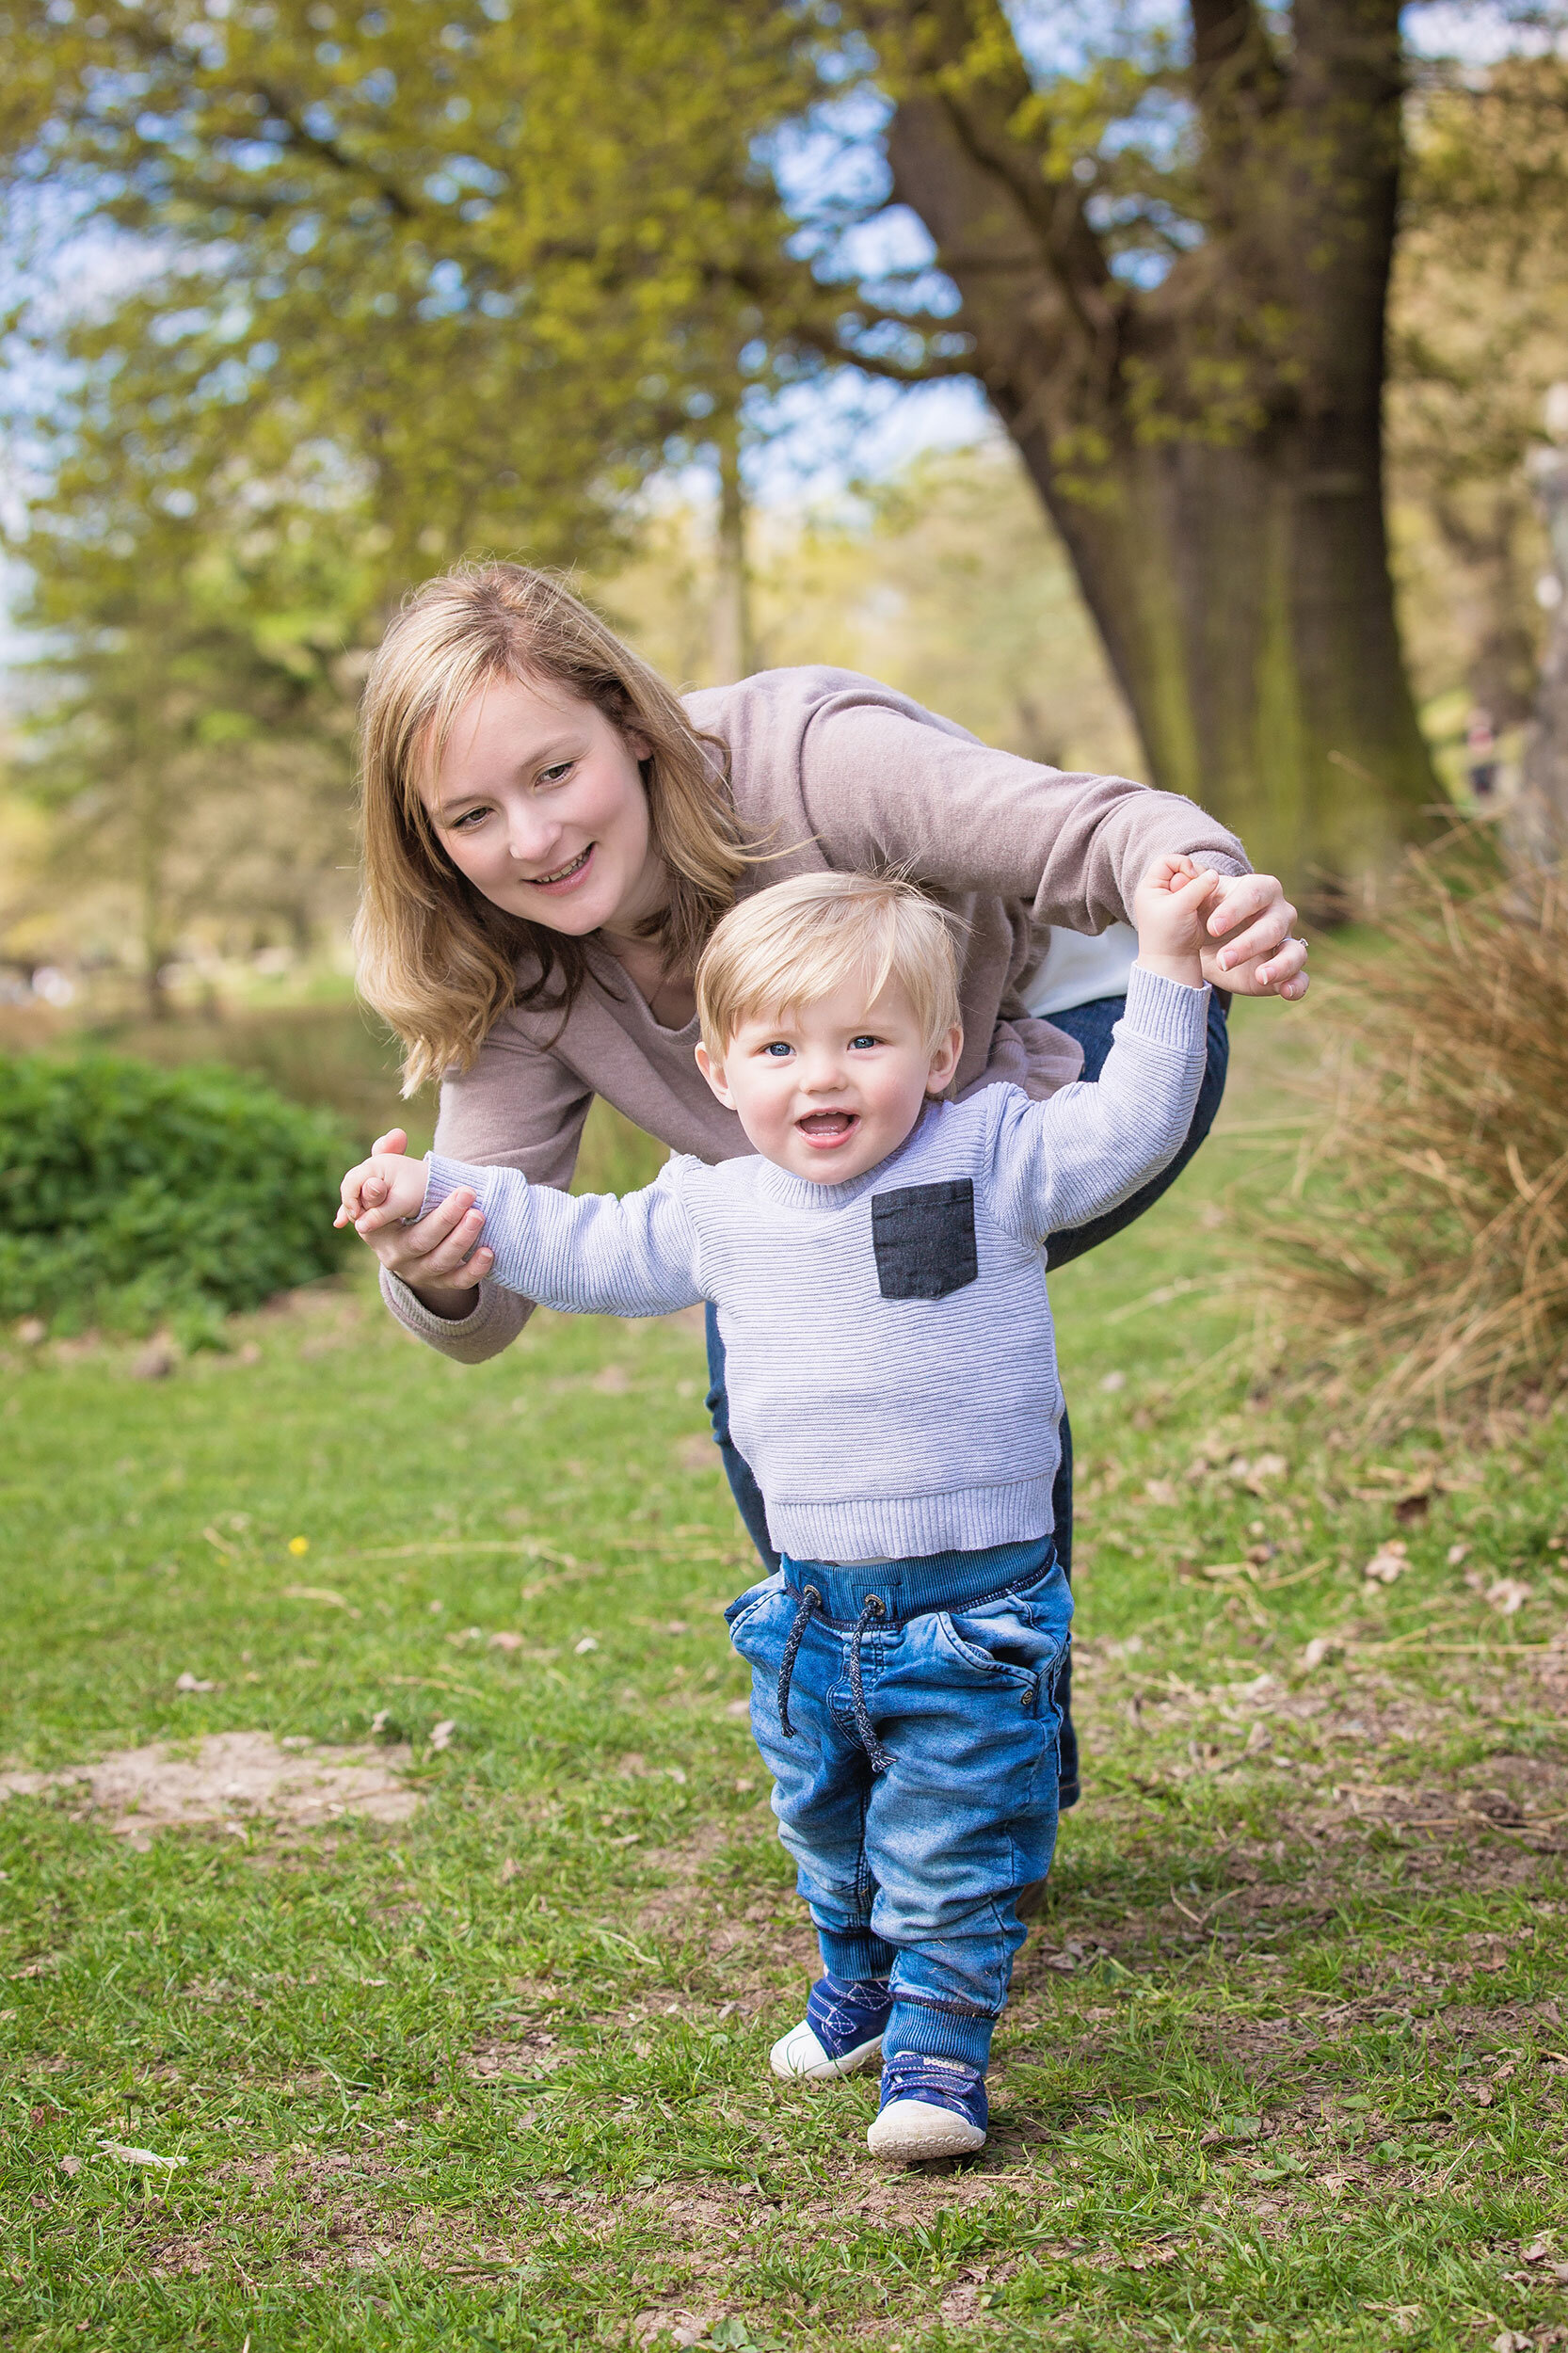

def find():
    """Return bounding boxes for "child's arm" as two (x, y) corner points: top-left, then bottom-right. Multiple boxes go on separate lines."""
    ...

(987, 856), (1218, 1240)
(358, 1151), (705, 1321)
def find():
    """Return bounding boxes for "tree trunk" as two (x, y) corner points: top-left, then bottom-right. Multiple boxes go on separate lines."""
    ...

(1006, 410), (1433, 899)
(710, 408), (755, 684)
(879, 0), (1440, 901)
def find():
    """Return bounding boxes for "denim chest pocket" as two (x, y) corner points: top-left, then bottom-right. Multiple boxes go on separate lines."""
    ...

(871, 1178), (978, 1302)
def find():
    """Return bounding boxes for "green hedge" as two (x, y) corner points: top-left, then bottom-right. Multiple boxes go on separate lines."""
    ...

(0, 1053), (357, 1340)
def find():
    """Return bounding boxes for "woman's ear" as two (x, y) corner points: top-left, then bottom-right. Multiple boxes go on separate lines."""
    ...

(626, 728), (653, 764)
(695, 1041), (733, 1107)
(926, 1023), (964, 1096)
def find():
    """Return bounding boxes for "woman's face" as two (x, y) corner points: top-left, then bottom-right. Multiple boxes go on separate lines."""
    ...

(420, 675), (662, 938)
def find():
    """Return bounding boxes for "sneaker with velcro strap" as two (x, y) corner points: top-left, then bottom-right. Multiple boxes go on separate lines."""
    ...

(769, 1972), (892, 2081)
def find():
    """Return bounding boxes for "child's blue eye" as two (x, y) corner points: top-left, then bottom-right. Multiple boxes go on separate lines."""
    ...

(762, 1042), (793, 1059)
(849, 1035), (879, 1050)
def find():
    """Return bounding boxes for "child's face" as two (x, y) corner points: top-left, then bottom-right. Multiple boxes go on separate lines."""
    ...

(696, 976), (963, 1185)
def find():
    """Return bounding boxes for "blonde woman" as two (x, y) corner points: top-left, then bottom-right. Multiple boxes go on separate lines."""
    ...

(351, 562), (1309, 1806)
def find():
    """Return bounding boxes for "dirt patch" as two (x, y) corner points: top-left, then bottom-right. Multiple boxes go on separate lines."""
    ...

(0, 1731), (418, 1847)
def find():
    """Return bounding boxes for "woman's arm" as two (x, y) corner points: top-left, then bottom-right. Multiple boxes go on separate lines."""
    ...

(789, 682), (1305, 998)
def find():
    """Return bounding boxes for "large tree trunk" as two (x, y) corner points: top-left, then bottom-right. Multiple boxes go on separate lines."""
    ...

(1010, 418), (1432, 896)
(879, 0), (1439, 900)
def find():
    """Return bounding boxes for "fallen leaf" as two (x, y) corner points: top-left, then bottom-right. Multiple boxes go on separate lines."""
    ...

(428, 1720), (456, 1753)
(574, 1636), (600, 1655)
(1522, 2236), (1555, 2265)
(98, 2139), (184, 2170)
(1364, 1542), (1409, 1585)
(1448, 1542), (1471, 1566)
(1302, 1636), (1339, 1670)
(488, 1630), (525, 1651)
(1487, 1579), (1531, 1617)
(282, 1585), (347, 1608)
(370, 1708), (392, 1735)
(173, 1673), (216, 1694)
(1473, 2086), (1495, 2106)
(1491, 2332), (1533, 2353)
(1099, 1369), (1127, 1393)
(1144, 1479), (1178, 1506)
(58, 2154), (81, 2175)
(16, 1316), (46, 1345)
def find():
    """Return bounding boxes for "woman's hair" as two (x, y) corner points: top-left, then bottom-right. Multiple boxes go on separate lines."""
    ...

(695, 872), (962, 1062)
(354, 561), (757, 1094)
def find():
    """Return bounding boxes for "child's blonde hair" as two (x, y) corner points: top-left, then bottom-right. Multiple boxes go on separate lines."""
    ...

(354, 562), (760, 1094)
(696, 872), (962, 1061)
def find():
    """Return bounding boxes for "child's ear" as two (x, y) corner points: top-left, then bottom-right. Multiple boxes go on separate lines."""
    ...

(695, 1041), (733, 1108)
(926, 1023), (964, 1096)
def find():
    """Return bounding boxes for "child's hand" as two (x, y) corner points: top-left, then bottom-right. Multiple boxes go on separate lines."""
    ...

(335, 1144), (430, 1234)
(1131, 855), (1224, 986)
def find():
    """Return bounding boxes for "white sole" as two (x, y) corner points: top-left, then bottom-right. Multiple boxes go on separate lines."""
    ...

(867, 2097), (986, 2162)
(769, 2022), (885, 2081)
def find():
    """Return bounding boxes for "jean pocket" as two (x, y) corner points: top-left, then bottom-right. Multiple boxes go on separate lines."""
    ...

(724, 1570), (787, 1648)
(936, 1598), (1066, 1699)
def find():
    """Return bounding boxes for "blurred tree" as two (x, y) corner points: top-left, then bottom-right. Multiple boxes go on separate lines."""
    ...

(1388, 55), (1568, 731)
(9, 445), (368, 1010)
(3, 0), (1560, 899)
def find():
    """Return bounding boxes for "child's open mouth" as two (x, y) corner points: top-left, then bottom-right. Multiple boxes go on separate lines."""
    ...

(796, 1111), (859, 1148)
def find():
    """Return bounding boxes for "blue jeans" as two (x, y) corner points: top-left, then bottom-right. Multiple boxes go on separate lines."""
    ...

(726, 1543), (1073, 2073)
(704, 988), (1229, 1813)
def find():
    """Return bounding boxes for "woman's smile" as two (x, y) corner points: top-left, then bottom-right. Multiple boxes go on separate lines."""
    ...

(528, 843), (595, 892)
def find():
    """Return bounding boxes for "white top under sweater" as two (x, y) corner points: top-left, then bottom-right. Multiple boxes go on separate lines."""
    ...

(421, 963), (1209, 1564)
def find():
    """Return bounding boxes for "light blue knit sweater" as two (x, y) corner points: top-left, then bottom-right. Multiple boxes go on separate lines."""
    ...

(422, 964), (1209, 1562)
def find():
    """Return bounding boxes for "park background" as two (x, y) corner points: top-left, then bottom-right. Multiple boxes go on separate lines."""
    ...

(4, 5), (1568, 2349)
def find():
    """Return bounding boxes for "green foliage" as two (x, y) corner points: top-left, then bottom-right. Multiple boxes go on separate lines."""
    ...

(0, 1052), (355, 1339)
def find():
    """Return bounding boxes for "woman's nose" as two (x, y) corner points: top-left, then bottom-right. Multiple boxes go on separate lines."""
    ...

(506, 810), (561, 867)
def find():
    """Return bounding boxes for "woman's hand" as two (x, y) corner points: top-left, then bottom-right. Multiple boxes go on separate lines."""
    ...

(1196, 872), (1309, 1000)
(344, 1128), (494, 1321)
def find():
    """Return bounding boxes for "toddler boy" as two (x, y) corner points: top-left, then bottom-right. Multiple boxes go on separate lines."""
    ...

(341, 857), (1217, 2161)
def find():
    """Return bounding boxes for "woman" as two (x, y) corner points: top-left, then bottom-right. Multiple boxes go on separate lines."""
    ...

(350, 563), (1308, 1804)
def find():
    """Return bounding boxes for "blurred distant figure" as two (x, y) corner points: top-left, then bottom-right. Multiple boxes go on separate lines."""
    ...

(1464, 708), (1498, 800)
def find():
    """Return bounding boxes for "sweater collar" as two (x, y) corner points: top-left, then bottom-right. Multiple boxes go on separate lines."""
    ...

(753, 1099), (943, 1211)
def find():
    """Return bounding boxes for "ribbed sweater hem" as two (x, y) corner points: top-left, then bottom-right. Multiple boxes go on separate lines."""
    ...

(765, 1477), (1056, 1565)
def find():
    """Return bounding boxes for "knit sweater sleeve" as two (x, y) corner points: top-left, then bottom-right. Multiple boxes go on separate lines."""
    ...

(983, 965), (1212, 1240)
(419, 1153), (705, 1319)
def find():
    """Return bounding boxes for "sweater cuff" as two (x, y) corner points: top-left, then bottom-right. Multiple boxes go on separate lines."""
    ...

(377, 1261), (523, 1358)
(1120, 962), (1211, 1052)
(421, 1153), (495, 1217)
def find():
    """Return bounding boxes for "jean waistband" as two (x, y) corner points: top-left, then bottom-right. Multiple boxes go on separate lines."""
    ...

(778, 1536), (1057, 1627)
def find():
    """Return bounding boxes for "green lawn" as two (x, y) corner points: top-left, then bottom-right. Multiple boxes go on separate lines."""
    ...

(3, 999), (1567, 2352)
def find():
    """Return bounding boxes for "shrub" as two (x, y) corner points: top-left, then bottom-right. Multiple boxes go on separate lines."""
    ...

(1266, 841), (1568, 1431)
(0, 1052), (356, 1339)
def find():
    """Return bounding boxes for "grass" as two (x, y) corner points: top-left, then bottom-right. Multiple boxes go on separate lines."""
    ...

(3, 995), (1568, 2352)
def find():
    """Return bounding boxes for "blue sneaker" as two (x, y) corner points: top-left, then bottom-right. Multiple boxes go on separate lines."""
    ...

(770, 1973), (892, 2081)
(867, 2054), (988, 2160)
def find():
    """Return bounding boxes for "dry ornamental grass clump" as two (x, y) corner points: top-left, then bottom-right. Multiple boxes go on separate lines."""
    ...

(1268, 840), (1568, 1432)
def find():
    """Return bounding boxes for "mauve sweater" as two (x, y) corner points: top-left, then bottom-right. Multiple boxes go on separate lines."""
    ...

(382, 666), (1247, 1363)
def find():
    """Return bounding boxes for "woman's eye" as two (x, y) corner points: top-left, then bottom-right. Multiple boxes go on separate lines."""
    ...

(450, 807), (490, 830)
(538, 760), (575, 786)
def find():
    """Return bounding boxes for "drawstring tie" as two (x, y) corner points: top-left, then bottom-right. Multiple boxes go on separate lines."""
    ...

(848, 1593), (893, 1772)
(775, 1585), (894, 1771)
(776, 1584), (821, 1737)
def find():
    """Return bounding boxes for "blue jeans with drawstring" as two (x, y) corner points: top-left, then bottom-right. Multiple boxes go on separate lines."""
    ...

(726, 1541), (1073, 2074)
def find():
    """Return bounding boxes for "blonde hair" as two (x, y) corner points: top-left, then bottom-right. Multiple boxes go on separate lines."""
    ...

(354, 562), (758, 1093)
(696, 872), (962, 1061)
